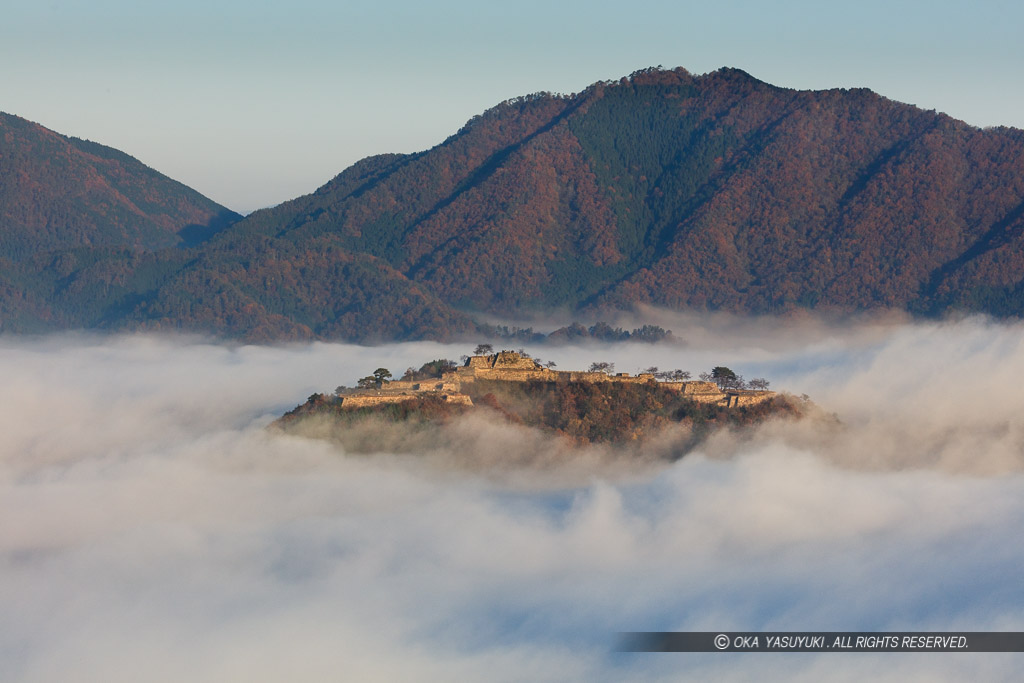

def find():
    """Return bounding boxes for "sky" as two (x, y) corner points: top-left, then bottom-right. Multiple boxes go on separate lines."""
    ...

(3, 0), (1023, 213)
(4, 317), (1024, 680)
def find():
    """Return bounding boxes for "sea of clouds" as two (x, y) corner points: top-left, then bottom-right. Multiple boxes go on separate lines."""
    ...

(3, 315), (1024, 681)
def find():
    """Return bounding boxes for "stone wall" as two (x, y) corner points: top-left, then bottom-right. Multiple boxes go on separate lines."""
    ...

(466, 351), (542, 371)
(382, 380), (419, 391)
(472, 368), (554, 382)
(340, 394), (419, 408)
(686, 393), (728, 405)
(725, 391), (775, 407)
(682, 381), (723, 394)
(492, 350), (541, 370)
(341, 392), (474, 408)
(660, 380), (725, 403)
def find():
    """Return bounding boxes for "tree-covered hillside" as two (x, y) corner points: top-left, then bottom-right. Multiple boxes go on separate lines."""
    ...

(5, 67), (1024, 339)
(0, 112), (239, 259)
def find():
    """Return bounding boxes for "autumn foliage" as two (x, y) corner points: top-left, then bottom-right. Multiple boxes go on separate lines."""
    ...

(6, 67), (1024, 340)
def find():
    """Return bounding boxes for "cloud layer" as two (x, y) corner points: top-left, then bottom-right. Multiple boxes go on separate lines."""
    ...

(2, 320), (1024, 681)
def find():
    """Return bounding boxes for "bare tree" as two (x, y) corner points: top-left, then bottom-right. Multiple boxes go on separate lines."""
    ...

(657, 369), (690, 381)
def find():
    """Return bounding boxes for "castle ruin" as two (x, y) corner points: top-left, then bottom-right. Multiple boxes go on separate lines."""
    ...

(336, 351), (775, 409)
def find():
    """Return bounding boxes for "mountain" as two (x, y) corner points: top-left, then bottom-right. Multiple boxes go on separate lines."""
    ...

(225, 66), (1024, 319)
(5, 67), (1024, 339)
(0, 112), (239, 258)
(0, 112), (244, 333)
(0, 111), (244, 332)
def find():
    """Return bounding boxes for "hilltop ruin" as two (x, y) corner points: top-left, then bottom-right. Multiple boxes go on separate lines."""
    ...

(337, 351), (774, 409)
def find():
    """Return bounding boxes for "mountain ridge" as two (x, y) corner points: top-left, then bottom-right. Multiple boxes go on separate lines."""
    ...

(0, 112), (240, 259)
(4, 67), (1024, 339)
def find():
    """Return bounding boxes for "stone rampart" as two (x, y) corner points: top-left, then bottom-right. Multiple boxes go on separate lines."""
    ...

(383, 380), (419, 391)
(492, 350), (541, 370)
(725, 391), (775, 407)
(683, 381), (723, 394)
(473, 368), (554, 382)
(340, 394), (419, 408)
(660, 380), (726, 403)
(341, 392), (473, 408)
(687, 394), (728, 405)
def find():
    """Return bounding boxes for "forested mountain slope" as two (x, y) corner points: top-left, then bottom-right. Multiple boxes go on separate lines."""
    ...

(5, 67), (1024, 339)
(0, 112), (239, 259)
(206, 66), (1024, 321)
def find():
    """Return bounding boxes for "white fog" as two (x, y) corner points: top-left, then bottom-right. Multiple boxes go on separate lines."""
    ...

(2, 316), (1024, 681)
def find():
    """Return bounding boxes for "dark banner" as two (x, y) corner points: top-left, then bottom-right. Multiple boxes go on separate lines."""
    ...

(617, 632), (1024, 653)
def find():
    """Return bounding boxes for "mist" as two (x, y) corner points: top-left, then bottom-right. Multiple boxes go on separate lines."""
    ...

(3, 319), (1024, 681)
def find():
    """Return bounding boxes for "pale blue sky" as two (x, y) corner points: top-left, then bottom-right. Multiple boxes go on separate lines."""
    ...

(4, 0), (1022, 212)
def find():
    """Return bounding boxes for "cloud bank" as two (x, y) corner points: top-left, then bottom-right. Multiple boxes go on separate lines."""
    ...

(2, 320), (1024, 681)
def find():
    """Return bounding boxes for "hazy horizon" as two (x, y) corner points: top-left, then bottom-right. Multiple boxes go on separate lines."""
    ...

(3, 316), (1024, 680)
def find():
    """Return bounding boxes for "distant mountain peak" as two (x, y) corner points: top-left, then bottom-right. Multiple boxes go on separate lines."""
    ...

(4, 68), (1024, 340)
